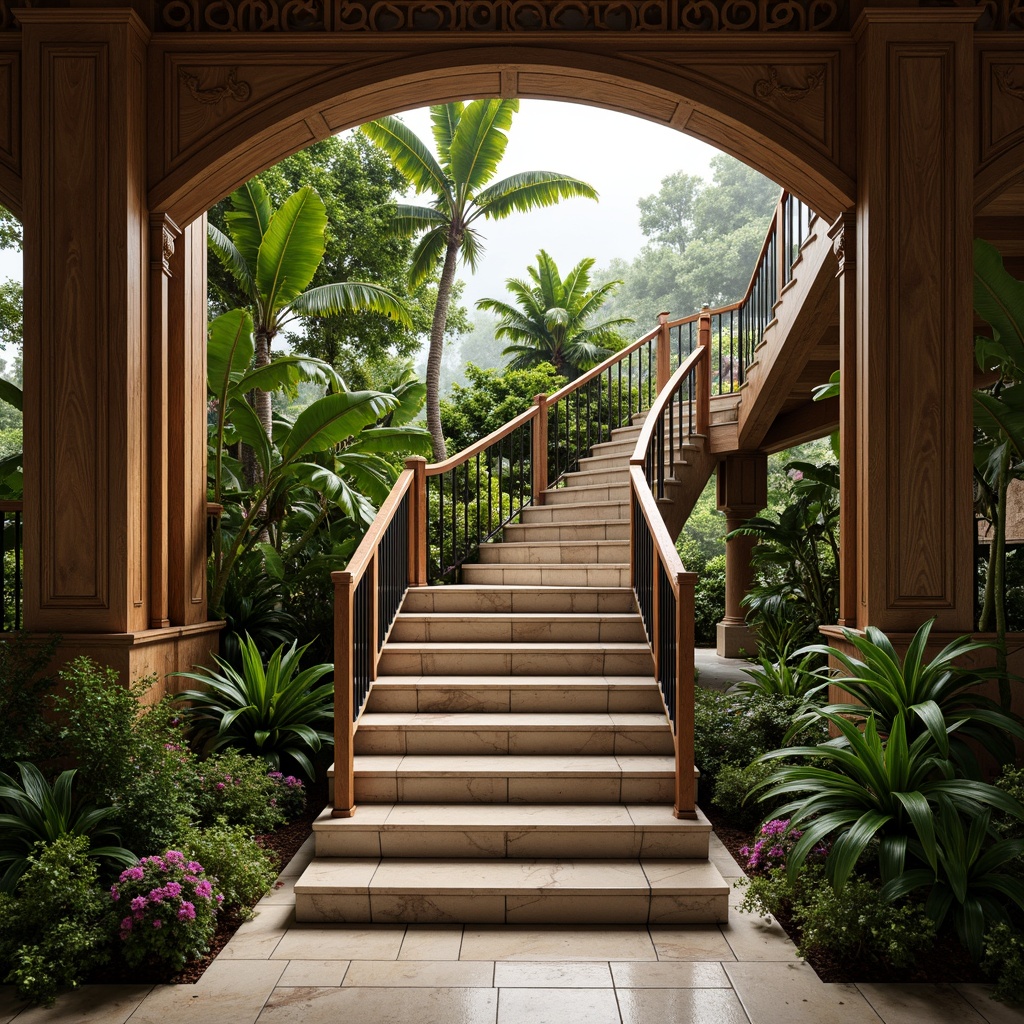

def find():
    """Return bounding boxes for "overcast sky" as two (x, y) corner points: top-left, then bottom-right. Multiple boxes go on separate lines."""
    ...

(0, 100), (734, 310)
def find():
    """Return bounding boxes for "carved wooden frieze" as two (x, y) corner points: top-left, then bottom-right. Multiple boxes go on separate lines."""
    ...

(980, 51), (1024, 167)
(157, 0), (848, 32)
(642, 53), (837, 159)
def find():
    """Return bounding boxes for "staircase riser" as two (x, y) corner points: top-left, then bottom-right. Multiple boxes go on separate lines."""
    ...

(377, 649), (653, 676)
(350, 776), (676, 804)
(354, 729), (674, 757)
(501, 523), (630, 542)
(388, 620), (646, 643)
(519, 502), (629, 523)
(476, 543), (630, 565)
(367, 686), (664, 714)
(460, 565), (631, 587)
(295, 891), (727, 925)
(544, 485), (630, 505)
(313, 830), (709, 860)
(400, 587), (635, 614)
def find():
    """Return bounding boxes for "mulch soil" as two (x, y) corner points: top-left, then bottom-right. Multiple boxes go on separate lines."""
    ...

(702, 803), (988, 986)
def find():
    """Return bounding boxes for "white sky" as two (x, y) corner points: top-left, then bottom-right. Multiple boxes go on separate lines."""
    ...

(0, 100), (731, 311)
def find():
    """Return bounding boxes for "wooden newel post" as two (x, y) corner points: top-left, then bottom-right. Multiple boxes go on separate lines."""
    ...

(332, 570), (357, 818)
(406, 456), (428, 587)
(531, 396), (548, 505)
(674, 570), (698, 820)
(696, 307), (712, 436)
(656, 311), (671, 392)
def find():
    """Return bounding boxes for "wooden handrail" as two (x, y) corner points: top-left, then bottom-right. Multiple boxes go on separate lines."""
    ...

(630, 346), (707, 466)
(333, 467), (415, 587)
(0, 500), (23, 512)
(630, 466), (688, 579)
(548, 325), (659, 405)
(424, 404), (539, 476)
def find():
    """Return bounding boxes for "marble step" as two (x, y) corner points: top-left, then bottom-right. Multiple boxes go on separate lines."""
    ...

(501, 519), (630, 543)
(388, 612), (646, 643)
(366, 675), (665, 714)
(338, 753), (680, 804)
(475, 540), (631, 565)
(399, 585), (635, 615)
(377, 640), (652, 676)
(294, 855), (729, 925)
(353, 711), (674, 756)
(518, 499), (629, 524)
(562, 466), (632, 487)
(459, 563), (631, 588)
(543, 482), (630, 505)
(310, 803), (713, 860)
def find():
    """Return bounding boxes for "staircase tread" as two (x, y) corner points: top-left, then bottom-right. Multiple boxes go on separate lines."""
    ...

(312, 803), (711, 831)
(356, 712), (670, 729)
(295, 857), (728, 896)
(348, 754), (676, 776)
(394, 612), (643, 621)
(382, 641), (646, 652)
(370, 675), (659, 688)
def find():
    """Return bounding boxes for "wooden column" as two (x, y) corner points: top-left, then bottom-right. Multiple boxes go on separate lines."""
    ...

(167, 218), (210, 627)
(829, 213), (857, 628)
(854, 11), (978, 633)
(716, 453), (767, 658)
(21, 10), (151, 636)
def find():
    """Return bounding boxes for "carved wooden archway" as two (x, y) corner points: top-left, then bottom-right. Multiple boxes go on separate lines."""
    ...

(0, 1), (1022, 682)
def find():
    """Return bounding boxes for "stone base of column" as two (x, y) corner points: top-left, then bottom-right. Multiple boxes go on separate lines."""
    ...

(716, 620), (758, 659)
(29, 621), (224, 701)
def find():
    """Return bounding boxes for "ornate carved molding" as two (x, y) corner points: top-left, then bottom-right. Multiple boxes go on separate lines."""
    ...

(828, 212), (853, 275)
(157, 0), (847, 33)
(995, 65), (1024, 99)
(179, 66), (252, 105)
(922, 0), (1023, 31)
(753, 64), (826, 101)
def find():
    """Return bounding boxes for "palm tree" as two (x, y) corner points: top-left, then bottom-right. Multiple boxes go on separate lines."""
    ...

(207, 180), (412, 447)
(477, 250), (634, 378)
(361, 100), (599, 461)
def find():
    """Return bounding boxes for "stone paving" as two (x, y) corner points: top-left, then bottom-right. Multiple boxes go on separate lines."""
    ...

(3, 832), (1023, 1024)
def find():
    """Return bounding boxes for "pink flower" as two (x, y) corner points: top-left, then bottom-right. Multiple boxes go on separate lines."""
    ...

(215, 782), (225, 791)
(131, 896), (147, 912)
(195, 880), (213, 899)
(120, 866), (144, 882)
(120, 917), (133, 932)
(186, 861), (203, 874)
(152, 919), (163, 929)
(178, 902), (196, 921)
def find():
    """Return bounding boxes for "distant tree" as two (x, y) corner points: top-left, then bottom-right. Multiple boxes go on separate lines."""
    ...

(477, 250), (633, 379)
(600, 154), (779, 326)
(361, 100), (598, 461)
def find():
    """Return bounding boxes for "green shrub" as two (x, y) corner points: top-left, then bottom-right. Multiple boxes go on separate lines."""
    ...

(178, 824), (278, 913)
(0, 633), (60, 775)
(111, 849), (222, 971)
(52, 657), (197, 855)
(193, 750), (286, 832)
(983, 923), (1024, 1003)
(692, 554), (725, 648)
(174, 635), (333, 779)
(0, 834), (111, 1005)
(268, 771), (307, 820)
(736, 648), (823, 700)
(711, 760), (775, 830)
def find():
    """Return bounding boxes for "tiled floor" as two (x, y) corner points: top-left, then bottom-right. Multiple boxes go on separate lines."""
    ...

(3, 834), (1022, 1024)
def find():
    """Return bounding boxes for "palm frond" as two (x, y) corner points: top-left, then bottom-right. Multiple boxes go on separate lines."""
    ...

(360, 116), (450, 198)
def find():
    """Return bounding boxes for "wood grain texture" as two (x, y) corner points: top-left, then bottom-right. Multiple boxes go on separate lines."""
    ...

(145, 36), (856, 225)
(21, 12), (152, 634)
(854, 12), (975, 632)
(976, 41), (1024, 213)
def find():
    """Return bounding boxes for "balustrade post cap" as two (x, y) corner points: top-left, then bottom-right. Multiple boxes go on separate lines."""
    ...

(404, 455), (428, 467)
(533, 393), (548, 405)
(700, 302), (711, 310)
(657, 311), (670, 324)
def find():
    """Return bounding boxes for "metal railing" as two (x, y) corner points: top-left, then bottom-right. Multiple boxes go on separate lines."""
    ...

(0, 501), (21, 631)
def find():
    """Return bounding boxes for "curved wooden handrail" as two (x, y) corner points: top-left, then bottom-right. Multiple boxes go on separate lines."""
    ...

(334, 467), (414, 586)
(629, 346), (707, 467)
(547, 324), (660, 405)
(629, 466), (690, 583)
(425, 404), (539, 476)
(0, 500), (23, 513)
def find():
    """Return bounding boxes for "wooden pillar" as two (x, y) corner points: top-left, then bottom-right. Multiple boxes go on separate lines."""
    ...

(829, 213), (857, 629)
(21, 10), (151, 636)
(167, 218), (210, 627)
(854, 10), (978, 633)
(716, 453), (767, 658)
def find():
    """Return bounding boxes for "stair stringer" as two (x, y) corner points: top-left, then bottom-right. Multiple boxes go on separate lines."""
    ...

(657, 434), (721, 542)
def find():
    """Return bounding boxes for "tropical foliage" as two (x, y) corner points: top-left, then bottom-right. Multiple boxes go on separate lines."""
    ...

(173, 635), (334, 779)
(477, 249), (633, 378)
(361, 100), (598, 460)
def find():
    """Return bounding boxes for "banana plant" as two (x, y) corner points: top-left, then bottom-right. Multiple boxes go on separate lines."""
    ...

(207, 308), (430, 612)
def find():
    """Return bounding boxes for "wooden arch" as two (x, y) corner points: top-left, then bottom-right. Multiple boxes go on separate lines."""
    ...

(147, 39), (857, 226)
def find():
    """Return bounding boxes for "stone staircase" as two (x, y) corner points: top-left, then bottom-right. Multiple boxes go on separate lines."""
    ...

(294, 419), (729, 925)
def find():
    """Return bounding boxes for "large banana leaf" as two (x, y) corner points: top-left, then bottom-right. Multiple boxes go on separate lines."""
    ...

(430, 102), (463, 166)
(0, 378), (22, 412)
(255, 186), (328, 313)
(237, 354), (344, 399)
(225, 397), (272, 480)
(280, 390), (398, 462)
(225, 179), (274, 270)
(290, 281), (413, 329)
(207, 223), (255, 295)
(346, 426), (432, 456)
(449, 98), (518, 196)
(974, 238), (1024, 371)
(207, 309), (255, 400)
(973, 385), (1024, 458)
(360, 116), (450, 197)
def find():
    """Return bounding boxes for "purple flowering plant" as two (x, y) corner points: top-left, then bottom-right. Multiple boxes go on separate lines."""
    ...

(267, 770), (306, 820)
(739, 819), (828, 874)
(110, 849), (223, 970)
